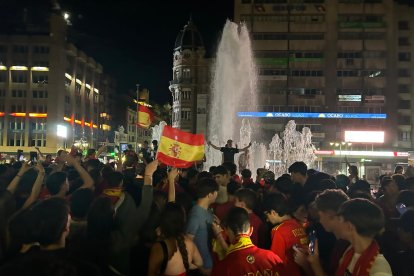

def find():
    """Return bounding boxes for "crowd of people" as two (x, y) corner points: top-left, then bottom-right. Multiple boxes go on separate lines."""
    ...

(0, 142), (414, 276)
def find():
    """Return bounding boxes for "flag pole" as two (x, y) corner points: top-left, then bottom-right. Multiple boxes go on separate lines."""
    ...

(136, 83), (140, 153)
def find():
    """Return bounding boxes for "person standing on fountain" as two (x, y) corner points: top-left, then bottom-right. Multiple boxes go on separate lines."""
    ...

(208, 139), (252, 164)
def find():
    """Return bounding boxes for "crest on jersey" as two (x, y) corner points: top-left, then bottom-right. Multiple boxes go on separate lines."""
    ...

(246, 254), (255, 264)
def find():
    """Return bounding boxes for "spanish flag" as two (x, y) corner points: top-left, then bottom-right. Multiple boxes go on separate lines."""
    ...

(157, 126), (205, 168)
(137, 104), (154, 128)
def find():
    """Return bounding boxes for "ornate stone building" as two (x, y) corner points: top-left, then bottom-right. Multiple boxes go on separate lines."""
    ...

(169, 19), (210, 134)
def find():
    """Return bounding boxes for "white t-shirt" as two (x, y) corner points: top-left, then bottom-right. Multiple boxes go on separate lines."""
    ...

(346, 252), (392, 276)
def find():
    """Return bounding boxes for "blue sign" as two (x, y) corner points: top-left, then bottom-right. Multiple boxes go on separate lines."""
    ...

(237, 112), (387, 119)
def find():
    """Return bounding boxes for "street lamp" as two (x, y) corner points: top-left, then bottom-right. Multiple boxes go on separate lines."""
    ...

(330, 141), (352, 174)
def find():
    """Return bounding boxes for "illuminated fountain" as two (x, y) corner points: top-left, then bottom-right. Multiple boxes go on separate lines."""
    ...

(268, 120), (316, 176)
(205, 20), (316, 176)
(206, 20), (257, 169)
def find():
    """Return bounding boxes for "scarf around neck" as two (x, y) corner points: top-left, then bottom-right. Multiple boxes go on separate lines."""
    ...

(336, 240), (380, 276)
(226, 234), (255, 255)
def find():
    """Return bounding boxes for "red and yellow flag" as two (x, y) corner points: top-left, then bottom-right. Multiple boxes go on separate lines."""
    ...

(157, 126), (205, 168)
(137, 104), (154, 128)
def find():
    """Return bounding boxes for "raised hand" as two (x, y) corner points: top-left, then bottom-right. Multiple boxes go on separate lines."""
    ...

(168, 167), (179, 184)
(60, 151), (76, 166)
(35, 162), (46, 174)
(144, 159), (159, 178)
(19, 162), (31, 175)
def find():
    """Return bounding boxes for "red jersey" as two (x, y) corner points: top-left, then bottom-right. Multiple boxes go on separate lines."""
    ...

(242, 177), (254, 187)
(271, 218), (308, 276)
(211, 201), (234, 221)
(249, 212), (264, 247)
(212, 235), (284, 276)
(232, 174), (242, 185)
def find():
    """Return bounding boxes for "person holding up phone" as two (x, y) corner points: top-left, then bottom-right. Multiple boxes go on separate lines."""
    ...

(293, 189), (350, 276)
(29, 151), (38, 164)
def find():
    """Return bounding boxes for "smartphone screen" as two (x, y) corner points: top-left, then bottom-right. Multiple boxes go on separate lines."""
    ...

(17, 150), (24, 162)
(309, 230), (316, 254)
(30, 151), (38, 164)
(396, 203), (407, 215)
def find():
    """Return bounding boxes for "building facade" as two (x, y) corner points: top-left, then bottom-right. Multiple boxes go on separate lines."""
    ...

(0, 5), (115, 155)
(169, 19), (210, 134)
(231, 0), (414, 175)
(233, 0), (414, 151)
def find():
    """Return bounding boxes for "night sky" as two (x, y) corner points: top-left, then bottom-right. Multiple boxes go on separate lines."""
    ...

(3, 0), (413, 104)
(59, 0), (234, 104)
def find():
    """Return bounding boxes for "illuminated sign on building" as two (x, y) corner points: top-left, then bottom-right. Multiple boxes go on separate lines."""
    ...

(344, 131), (385, 143)
(57, 125), (67, 138)
(314, 150), (408, 158)
(238, 112), (387, 119)
(338, 95), (362, 102)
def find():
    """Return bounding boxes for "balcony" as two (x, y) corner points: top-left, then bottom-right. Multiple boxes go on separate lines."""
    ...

(169, 78), (193, 86)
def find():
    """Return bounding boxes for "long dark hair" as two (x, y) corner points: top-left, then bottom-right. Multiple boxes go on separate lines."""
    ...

(159, 203), (189, 271)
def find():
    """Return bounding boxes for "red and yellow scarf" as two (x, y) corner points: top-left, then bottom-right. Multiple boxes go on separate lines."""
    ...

(102, 188), (123, 205)
(336, 241), (380, 276)
(213, 234), (254, 261)
(226, 234), (255, 255)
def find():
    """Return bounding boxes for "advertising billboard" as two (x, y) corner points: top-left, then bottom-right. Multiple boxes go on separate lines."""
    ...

(238, 112), (387, 119)
(344, 131), (385, 143)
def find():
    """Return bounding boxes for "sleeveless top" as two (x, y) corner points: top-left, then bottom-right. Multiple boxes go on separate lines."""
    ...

(159, 240), (187, 276)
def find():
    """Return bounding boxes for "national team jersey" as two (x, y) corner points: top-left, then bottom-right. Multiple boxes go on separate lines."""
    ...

(211, 201), (234, 222)
(271, 218), (308, 276)
(212, 235), (284, 276)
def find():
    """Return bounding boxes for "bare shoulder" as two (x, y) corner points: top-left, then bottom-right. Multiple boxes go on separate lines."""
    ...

(184, 237), (196, 249)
